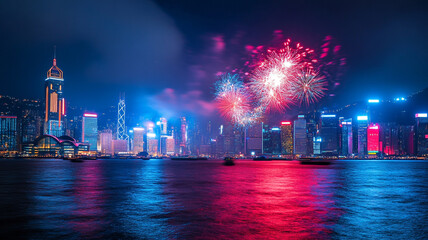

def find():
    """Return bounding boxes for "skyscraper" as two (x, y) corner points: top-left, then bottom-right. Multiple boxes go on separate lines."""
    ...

(133, 127), (145, 154)
(82, 113), (98, 151)
(319, 114), (338, 156)
(246, 123), (263, 156)
(0, 116), (17, 151)
(179, 117), (187, 154)
(367, 123), (380, 155)
(293, 115), (307, 155)
(44, 52), (65, 136)
(340, 118), (353, 156)
(280, 121), (293, 155)
(99, 129), (113, 154)
(357, 115), (368, 157)
(415, 113), (428, 156)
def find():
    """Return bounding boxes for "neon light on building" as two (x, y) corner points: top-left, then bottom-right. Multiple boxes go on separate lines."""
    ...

(367, 123), (380, 154)
(415, 113), (427, 118)
(368, 99), (379, 103)
(83, 113), (98, 118)
(357, 116), (368, 121)
(281, 121), (291, 125)
(321, 114), (336, 118)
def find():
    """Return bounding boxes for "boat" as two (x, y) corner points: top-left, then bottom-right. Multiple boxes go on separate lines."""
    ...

(253, 156), (272, 161)
(70, 158), (84, 163)
(223, 157), (235, 166)
(171, 156), (208, 160)
(299, 157), (332, 165)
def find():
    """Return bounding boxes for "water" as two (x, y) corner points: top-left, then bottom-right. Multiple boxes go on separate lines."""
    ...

(0, 159), (427, 239)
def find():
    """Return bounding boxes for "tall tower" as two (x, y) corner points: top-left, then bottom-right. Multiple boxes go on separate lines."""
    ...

(117, 93), (128, 141)
(44, 48), (65, 136)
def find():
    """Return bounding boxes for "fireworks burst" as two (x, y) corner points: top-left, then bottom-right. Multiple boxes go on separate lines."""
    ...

(291, 68), (326, 105)
(213, 35), (344, 127)
(249, 40), (316, 111)
(215, 74), (251, 125)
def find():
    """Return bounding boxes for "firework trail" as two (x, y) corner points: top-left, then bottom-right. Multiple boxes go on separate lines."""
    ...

(291, 68), (327, 105)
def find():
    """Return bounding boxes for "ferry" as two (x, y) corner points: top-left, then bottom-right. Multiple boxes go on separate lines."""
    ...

(223, 157), (235, 166)
(299, 157), (332, 165)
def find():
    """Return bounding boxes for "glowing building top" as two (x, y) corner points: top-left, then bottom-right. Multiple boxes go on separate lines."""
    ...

(46, 51), (63, 80)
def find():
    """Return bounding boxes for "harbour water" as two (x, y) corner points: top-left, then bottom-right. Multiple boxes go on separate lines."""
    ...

(0, 159), (427, 239)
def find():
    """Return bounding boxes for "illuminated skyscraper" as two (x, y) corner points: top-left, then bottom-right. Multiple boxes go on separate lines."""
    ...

(367, 123), (380, 155)
(44, 51), (65, 136)
(340, 118), (353, 156)
(0, 116), (17, 151)
(357, 115), (368, 157)
(160, 117), (167, 135)
(179, 117), (187, 154)
(133, 127), (145, 154)
(319, 114), (338, 156)
(99, 129), (113, 154)
(117, 94), (128, 141)
(246, 123), (263, 156)
(293, 115), (307, 155)
(82, 113), (98, 151)
(280, 121), (293, 155)
(415, 113), (428, 156)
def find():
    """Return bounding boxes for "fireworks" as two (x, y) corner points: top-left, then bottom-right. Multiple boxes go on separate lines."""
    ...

(249, 40), (316, 111)
(291, 68), (326, 105)
(213, 36), (342, 127)
(215, 74), (251, 124)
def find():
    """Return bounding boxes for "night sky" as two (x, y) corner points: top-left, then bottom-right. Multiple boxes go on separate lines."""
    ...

(1, 0), (427, 118)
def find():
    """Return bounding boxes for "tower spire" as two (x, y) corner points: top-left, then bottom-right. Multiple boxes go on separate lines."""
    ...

(53, 45), (57, 66)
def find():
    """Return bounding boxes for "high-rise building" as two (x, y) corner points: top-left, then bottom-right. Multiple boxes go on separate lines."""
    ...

(179, 117), (187, 154)
(381, 122), (399, 155)
(133, 127), (145, 154)
(99, 129), (113, 154)
(367, 123), (380, 155)
(147, 132), (158, 155)
(306, 116), (317, 156)
(280, 121), (293, 155)
(44, 53), (65, 136)
(340, 118), (353, 156)
(117, 94), (128, 141)
(415, 113), (428, 156)
(112, 139), (128, 153)
(160, 117), (167, 135)
(246, 123), (263, 156)
(319, 114), (338, 156)
(357, 115), (368, 157)
(0, 116), (17, 151)
(161, 135), (175, 155)
(398, 125), (414, 156)
(82, 113), (98, 151)
(293, 115), (307, 155)
(262, 124), (272, 154)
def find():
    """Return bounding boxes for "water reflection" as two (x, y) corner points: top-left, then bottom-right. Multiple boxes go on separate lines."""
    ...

(69, 160), (107, 238)
(0, 159), (426, 239)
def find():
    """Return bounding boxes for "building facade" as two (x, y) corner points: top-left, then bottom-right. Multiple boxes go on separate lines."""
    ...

(82, 113), (98, 151)
(44, 56), (65, 137)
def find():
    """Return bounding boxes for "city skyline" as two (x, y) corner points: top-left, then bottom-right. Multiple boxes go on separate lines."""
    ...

(1, 0), (428, 116)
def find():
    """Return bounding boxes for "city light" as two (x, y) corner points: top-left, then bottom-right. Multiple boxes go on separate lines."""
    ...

(271, 127), (280, 131)
(415, 113), (427, 118)
(281, 121), (291, 125)
(147, 133), (156, 138)
(321, 114), (336, 118)
(357, 116), (368, 121)
(133, 127), (144, 131)
(83, 113), (97, 118)
(368, 99), (379, 103)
